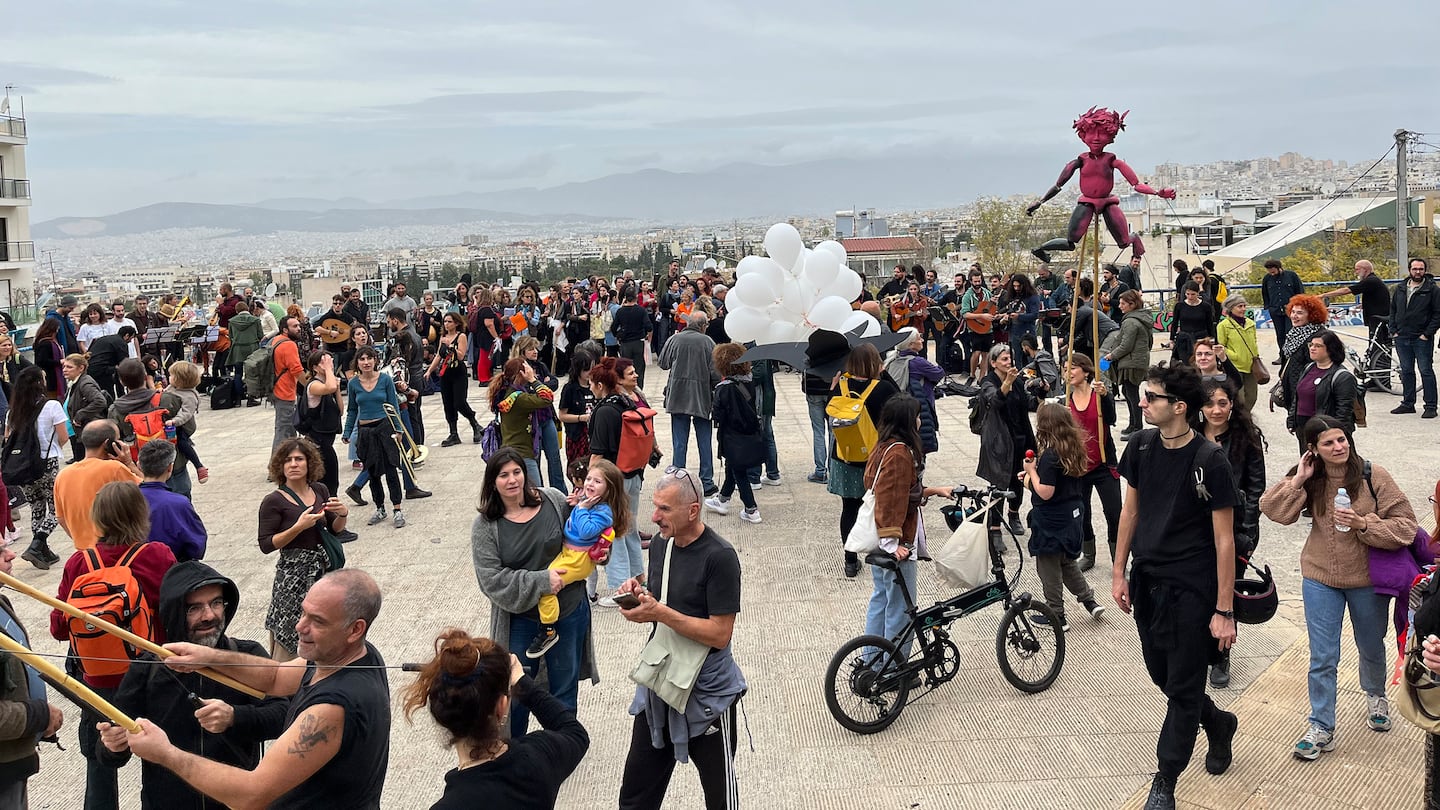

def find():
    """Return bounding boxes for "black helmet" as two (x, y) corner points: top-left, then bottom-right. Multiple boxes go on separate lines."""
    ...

(1234, 558), (1278, 625)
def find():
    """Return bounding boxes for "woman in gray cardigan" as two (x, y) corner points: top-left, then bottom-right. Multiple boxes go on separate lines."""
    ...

(472, 447), (598, 737)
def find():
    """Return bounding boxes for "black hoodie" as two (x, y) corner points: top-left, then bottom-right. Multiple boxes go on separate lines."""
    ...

(98, 561), (290, 809)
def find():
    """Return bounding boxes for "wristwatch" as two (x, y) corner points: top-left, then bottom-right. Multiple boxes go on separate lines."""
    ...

(1214, 609), (1235, 619)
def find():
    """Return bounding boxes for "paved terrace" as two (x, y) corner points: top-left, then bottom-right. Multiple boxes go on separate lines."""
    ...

(9, 329), (1434, 808)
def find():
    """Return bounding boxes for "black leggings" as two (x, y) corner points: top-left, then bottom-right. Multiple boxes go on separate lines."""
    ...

(439, 365), (477, 432)
(1118, 379), (1143, 431)
(719, 466), (755, 510)
(1079, 464), (1122, 560)
(306, 430), (339, 497)
(358, 422), (403, 508)
(840, 496), (862, 563)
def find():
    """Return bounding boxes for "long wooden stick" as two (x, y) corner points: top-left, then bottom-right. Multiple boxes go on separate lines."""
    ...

(0, 571), (266, 699)
(0, 632), (140, 733)
(1090, 218), (1105, 464)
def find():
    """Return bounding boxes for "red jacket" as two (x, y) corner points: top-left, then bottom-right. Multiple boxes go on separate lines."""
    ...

(50, 541), (177, 688)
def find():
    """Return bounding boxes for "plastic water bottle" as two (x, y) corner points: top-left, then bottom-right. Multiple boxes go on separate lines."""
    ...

(1334, 488), (1351, 533)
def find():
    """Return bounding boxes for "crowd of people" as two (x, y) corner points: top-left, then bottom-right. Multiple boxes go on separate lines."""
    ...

(1, 252), (1439, 809)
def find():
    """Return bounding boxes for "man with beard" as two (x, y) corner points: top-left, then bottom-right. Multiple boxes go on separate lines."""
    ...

(97, 561), (289, 809)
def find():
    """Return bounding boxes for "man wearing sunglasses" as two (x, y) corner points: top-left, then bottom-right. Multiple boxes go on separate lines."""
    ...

(1112, 363), (1239, 809)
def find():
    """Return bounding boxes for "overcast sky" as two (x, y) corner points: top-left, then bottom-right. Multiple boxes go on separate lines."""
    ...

(8, 1), (1439, 220)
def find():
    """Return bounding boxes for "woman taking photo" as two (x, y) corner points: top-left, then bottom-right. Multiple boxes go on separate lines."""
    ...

(7, 367), (68, 569)
(258, 438), (349, 659)
(1195, 378), (1266, 688)
(343, 346), (406, 528)
(1169, 281), (1216, 364)
(1259, 415), (1415, 761)
(30, 318), (65, 400)
(1285, 329), (1357, 452)
(1001, 273), (1042, 362)
(1277, 293), (1329, 408)
(428, 312), (482, 447)
(1215, 295), (1260, 409)
(1103, 290), (1153, 439)
(1190, 338), (1240, 385)
(586, 357), (645, 606)
(977, 343), (1037, 540)
(300, 350), (344, 498)
(402, 630), (588, 809)
(489, 358), (556, 486)
(862, 395), (952, 661)
(557, 349), (598, 474)
(828, 344), (899, 578)
(514, 335), (567, 494)
(1064, 354), (1120, 573)
(471, 447), (595, 736)
(62, 354), (109, 464)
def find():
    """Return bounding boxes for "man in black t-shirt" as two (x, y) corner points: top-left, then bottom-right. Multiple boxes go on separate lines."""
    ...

(612, 289), (653, 388)
(1320, 259), (1393, 388)
(125, 569), (390, 810)
(617, 469), (744, 809)
(88, 326), (136, 398)
(313, 295), (356, 368)
(1113, 363), (1237, 809)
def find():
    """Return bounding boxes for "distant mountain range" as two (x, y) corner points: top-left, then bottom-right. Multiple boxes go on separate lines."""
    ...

(36, 149), (1053, 238)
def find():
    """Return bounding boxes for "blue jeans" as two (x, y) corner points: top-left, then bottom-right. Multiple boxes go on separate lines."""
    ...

(507, 601), (589, 737)
(539, 418), (568, 494)
(1302, 577), (1388, 732)
(866, 558), (917, 659)
(1394, 334), (1436, 408)
(606, 473), (646, 590)
(805, 393), (830, 475)
(749, 414), (780, 484)
(670, 414), (714, 491)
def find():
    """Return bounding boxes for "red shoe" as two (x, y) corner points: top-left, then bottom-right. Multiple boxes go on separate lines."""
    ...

(197, 467), (210, 484)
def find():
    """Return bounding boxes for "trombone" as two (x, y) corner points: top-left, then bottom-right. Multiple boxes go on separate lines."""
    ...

(383, 402), (426, 483)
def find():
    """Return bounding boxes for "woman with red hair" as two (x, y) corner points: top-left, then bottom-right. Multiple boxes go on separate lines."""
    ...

(1276, 294), (1330, 416)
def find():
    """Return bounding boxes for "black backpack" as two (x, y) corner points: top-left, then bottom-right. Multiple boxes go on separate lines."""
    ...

(1, 420), (45, 487)
(210, 382), (235, 411)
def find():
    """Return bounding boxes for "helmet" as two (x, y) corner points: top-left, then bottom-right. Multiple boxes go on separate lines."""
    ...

(1234, 559), (1278, 625)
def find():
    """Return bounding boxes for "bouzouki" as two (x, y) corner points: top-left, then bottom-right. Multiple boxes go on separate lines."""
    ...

(316, 318), (353, 345)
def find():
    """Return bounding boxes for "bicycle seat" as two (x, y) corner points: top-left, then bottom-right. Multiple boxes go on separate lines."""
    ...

(865, 552), (899, 571)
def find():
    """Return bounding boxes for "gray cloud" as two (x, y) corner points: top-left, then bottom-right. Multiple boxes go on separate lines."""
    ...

(372, 91), (649, 118)
(0, 62), (119, 91)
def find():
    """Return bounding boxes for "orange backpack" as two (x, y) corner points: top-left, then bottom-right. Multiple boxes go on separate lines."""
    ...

(123, 391), (173, 460)
(66, 545), (156, 680)
(616, 403), (658, 476)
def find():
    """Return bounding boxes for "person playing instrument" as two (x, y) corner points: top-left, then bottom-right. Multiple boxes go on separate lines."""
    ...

(416, 290), (442, 346)
(878, 264), (909, 300)
(312, 295), (356, 370)
(957, 271), (994, 382)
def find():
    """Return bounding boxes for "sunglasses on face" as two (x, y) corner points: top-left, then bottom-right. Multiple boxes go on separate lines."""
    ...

(1142, 389), (1178, 404)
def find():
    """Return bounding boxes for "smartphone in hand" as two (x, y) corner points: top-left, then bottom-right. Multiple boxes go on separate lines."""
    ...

(612, 592), (642, 610)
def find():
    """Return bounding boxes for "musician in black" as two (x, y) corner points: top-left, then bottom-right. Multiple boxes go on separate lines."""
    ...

(342, 288), (371, 332)
(313, 295), (356, 374)
(878, 265), (909, 299)
(386, 308), (426, 444)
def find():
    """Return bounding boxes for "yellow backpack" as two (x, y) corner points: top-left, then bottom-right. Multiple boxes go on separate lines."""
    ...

(827, 376), (880, 464)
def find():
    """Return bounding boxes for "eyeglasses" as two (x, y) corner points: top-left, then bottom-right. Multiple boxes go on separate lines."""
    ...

(1141, 390), (1178, 404)
(664, 465), (701, 501)
(185, 598), (229, 618)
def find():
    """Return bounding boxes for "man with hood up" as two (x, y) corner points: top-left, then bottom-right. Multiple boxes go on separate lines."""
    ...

(96, 561), (288, 808)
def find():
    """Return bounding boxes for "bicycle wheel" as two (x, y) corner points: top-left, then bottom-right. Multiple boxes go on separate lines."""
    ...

(995, 601), (1065, 693)
(823, 634), (912, 734)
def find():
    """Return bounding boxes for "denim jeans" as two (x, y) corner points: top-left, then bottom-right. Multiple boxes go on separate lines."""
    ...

(748, 414), (779, 484)
(804, 393), (830, 475)
(866, 558), (917, 659)
(606, 473), (646, 590)
(669, 414), (714, 491)
(1302, 577), (1388, 732)
(272, 398), (297, 453)
(538, 418), (568, 494)
(523, 456), (542, 486)
(507, 600), (589, 737)
(1394, 334), (1437, 408)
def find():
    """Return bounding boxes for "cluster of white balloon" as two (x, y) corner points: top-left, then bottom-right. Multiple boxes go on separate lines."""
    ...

(723, 223), (882, 345)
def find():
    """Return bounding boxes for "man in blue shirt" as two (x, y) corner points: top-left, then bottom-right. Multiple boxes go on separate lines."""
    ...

(137, 441), (208, 562)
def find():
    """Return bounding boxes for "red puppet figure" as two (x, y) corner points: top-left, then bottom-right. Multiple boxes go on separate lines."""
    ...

(1026, 107), (1176, 264)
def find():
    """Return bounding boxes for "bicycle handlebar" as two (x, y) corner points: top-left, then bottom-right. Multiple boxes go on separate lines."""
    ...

(950, 485), (1016, 501)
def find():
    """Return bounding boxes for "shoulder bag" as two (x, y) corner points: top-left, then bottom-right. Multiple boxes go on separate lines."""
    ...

(629, 538), (712, 713)
(844, 443), (901, 555)
(279, 485), (345, 572)
(1239, 326), (1271, 385)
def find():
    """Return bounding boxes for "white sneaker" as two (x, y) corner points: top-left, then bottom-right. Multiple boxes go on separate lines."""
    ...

(1367, 694), (1393, 732)
(704, 496), (730, 515)
(761, 475), (782, 487)
(596, 595), (619, 609)
(740, 507), (762, 524)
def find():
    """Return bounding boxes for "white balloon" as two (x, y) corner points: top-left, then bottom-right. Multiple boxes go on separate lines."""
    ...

(840, 310), (872, 333)
(802, 249), (841, 289)
(761, 320), (797, 345)
(724, 305), (769, 343)
(763, 223), (804, 273)
(829, 269), (863, 303)
(807, 296), (854, 331)
(859, 317), (881, 337)
(787, 247), (812, 278)
(815, 239), (848, 267)
(779, 278), (816, 315)
(735, 255), (772, 279)
(764, 303), (793, 324)
(732, 273), (776, 309)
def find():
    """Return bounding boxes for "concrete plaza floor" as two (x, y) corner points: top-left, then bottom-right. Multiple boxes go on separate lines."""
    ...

(8, 328), (1437, 808)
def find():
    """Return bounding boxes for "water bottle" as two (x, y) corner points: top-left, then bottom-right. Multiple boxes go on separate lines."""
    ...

(1334, 488), (1351, 533)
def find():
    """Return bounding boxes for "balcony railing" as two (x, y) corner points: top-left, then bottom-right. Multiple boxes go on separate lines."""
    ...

(0, 241), (35, 262)
(0, 179), (30, 199)
(0, 117), (26, 138)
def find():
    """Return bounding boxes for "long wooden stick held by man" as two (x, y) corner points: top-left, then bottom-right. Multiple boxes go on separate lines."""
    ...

(0, 571), (266, 700)
(0, 632), (140, 733)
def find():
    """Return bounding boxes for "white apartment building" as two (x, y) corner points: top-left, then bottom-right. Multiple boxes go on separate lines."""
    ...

(0, 102), (35, 318)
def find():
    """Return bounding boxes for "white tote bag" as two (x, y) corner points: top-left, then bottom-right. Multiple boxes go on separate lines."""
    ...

(843, 444), (901, 555)
(932, 500), (993, 590)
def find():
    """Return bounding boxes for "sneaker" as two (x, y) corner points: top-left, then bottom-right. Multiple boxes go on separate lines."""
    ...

(1031, 612), (1069, 632)
(336, 530), (360, 544)
(1392, 404), (1417, 415)
(345, 485), (368, 506)
(806, 470), (827, 484)
(1006, 512), (1025, 536)
(1293, 723), (1336, 761)
(762, 474), (783, 487)
(596, 594), (619, 609)
(740, 507), (762, 524)
(1367, 694), (1393, 732)
(844, 557), (861, 578)
(1209, 656), (1231, 688)
(525, 626), (559, 659)
(405, 488), (432, 499)
(1425, 408), (1438, 420)
(366, 508), (388, 526)
(1083, 600), (1105, 620)
(440, 434), (462, 447)
(704, 496), (731, 515)
(197, 466), (210, 484)
(393, 510), (406, 528)
(1204, 709), (1238, 775)
(1142, 773), (1176, 810)
(351, 460), (363, 471)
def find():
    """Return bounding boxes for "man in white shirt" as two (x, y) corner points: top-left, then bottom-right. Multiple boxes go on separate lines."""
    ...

(110, 299), (140, 357)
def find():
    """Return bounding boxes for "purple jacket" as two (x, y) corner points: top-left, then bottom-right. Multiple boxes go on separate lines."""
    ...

(140, 481), (208, 562)
(1369, 527), (1435, 597)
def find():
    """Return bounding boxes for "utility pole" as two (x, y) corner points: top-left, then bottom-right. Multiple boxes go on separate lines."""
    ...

(40, 248), (57, 294)
(1396, 129), (1409, 276)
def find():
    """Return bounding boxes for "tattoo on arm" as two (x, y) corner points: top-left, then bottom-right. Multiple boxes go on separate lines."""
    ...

(286, 714), (336, 759)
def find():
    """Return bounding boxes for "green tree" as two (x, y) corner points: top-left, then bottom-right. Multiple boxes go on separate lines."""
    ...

(970, 198), (1068, 278)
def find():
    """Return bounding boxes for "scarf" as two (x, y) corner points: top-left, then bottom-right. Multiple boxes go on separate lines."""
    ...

(1281, 322), (1322, 361)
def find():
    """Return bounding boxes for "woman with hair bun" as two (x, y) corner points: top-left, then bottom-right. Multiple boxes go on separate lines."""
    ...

(402, 629), (588, 809)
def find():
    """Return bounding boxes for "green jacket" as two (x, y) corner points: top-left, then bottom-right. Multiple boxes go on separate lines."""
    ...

(1107, 307), (1154, 374)
(227, 312), (263, 364)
